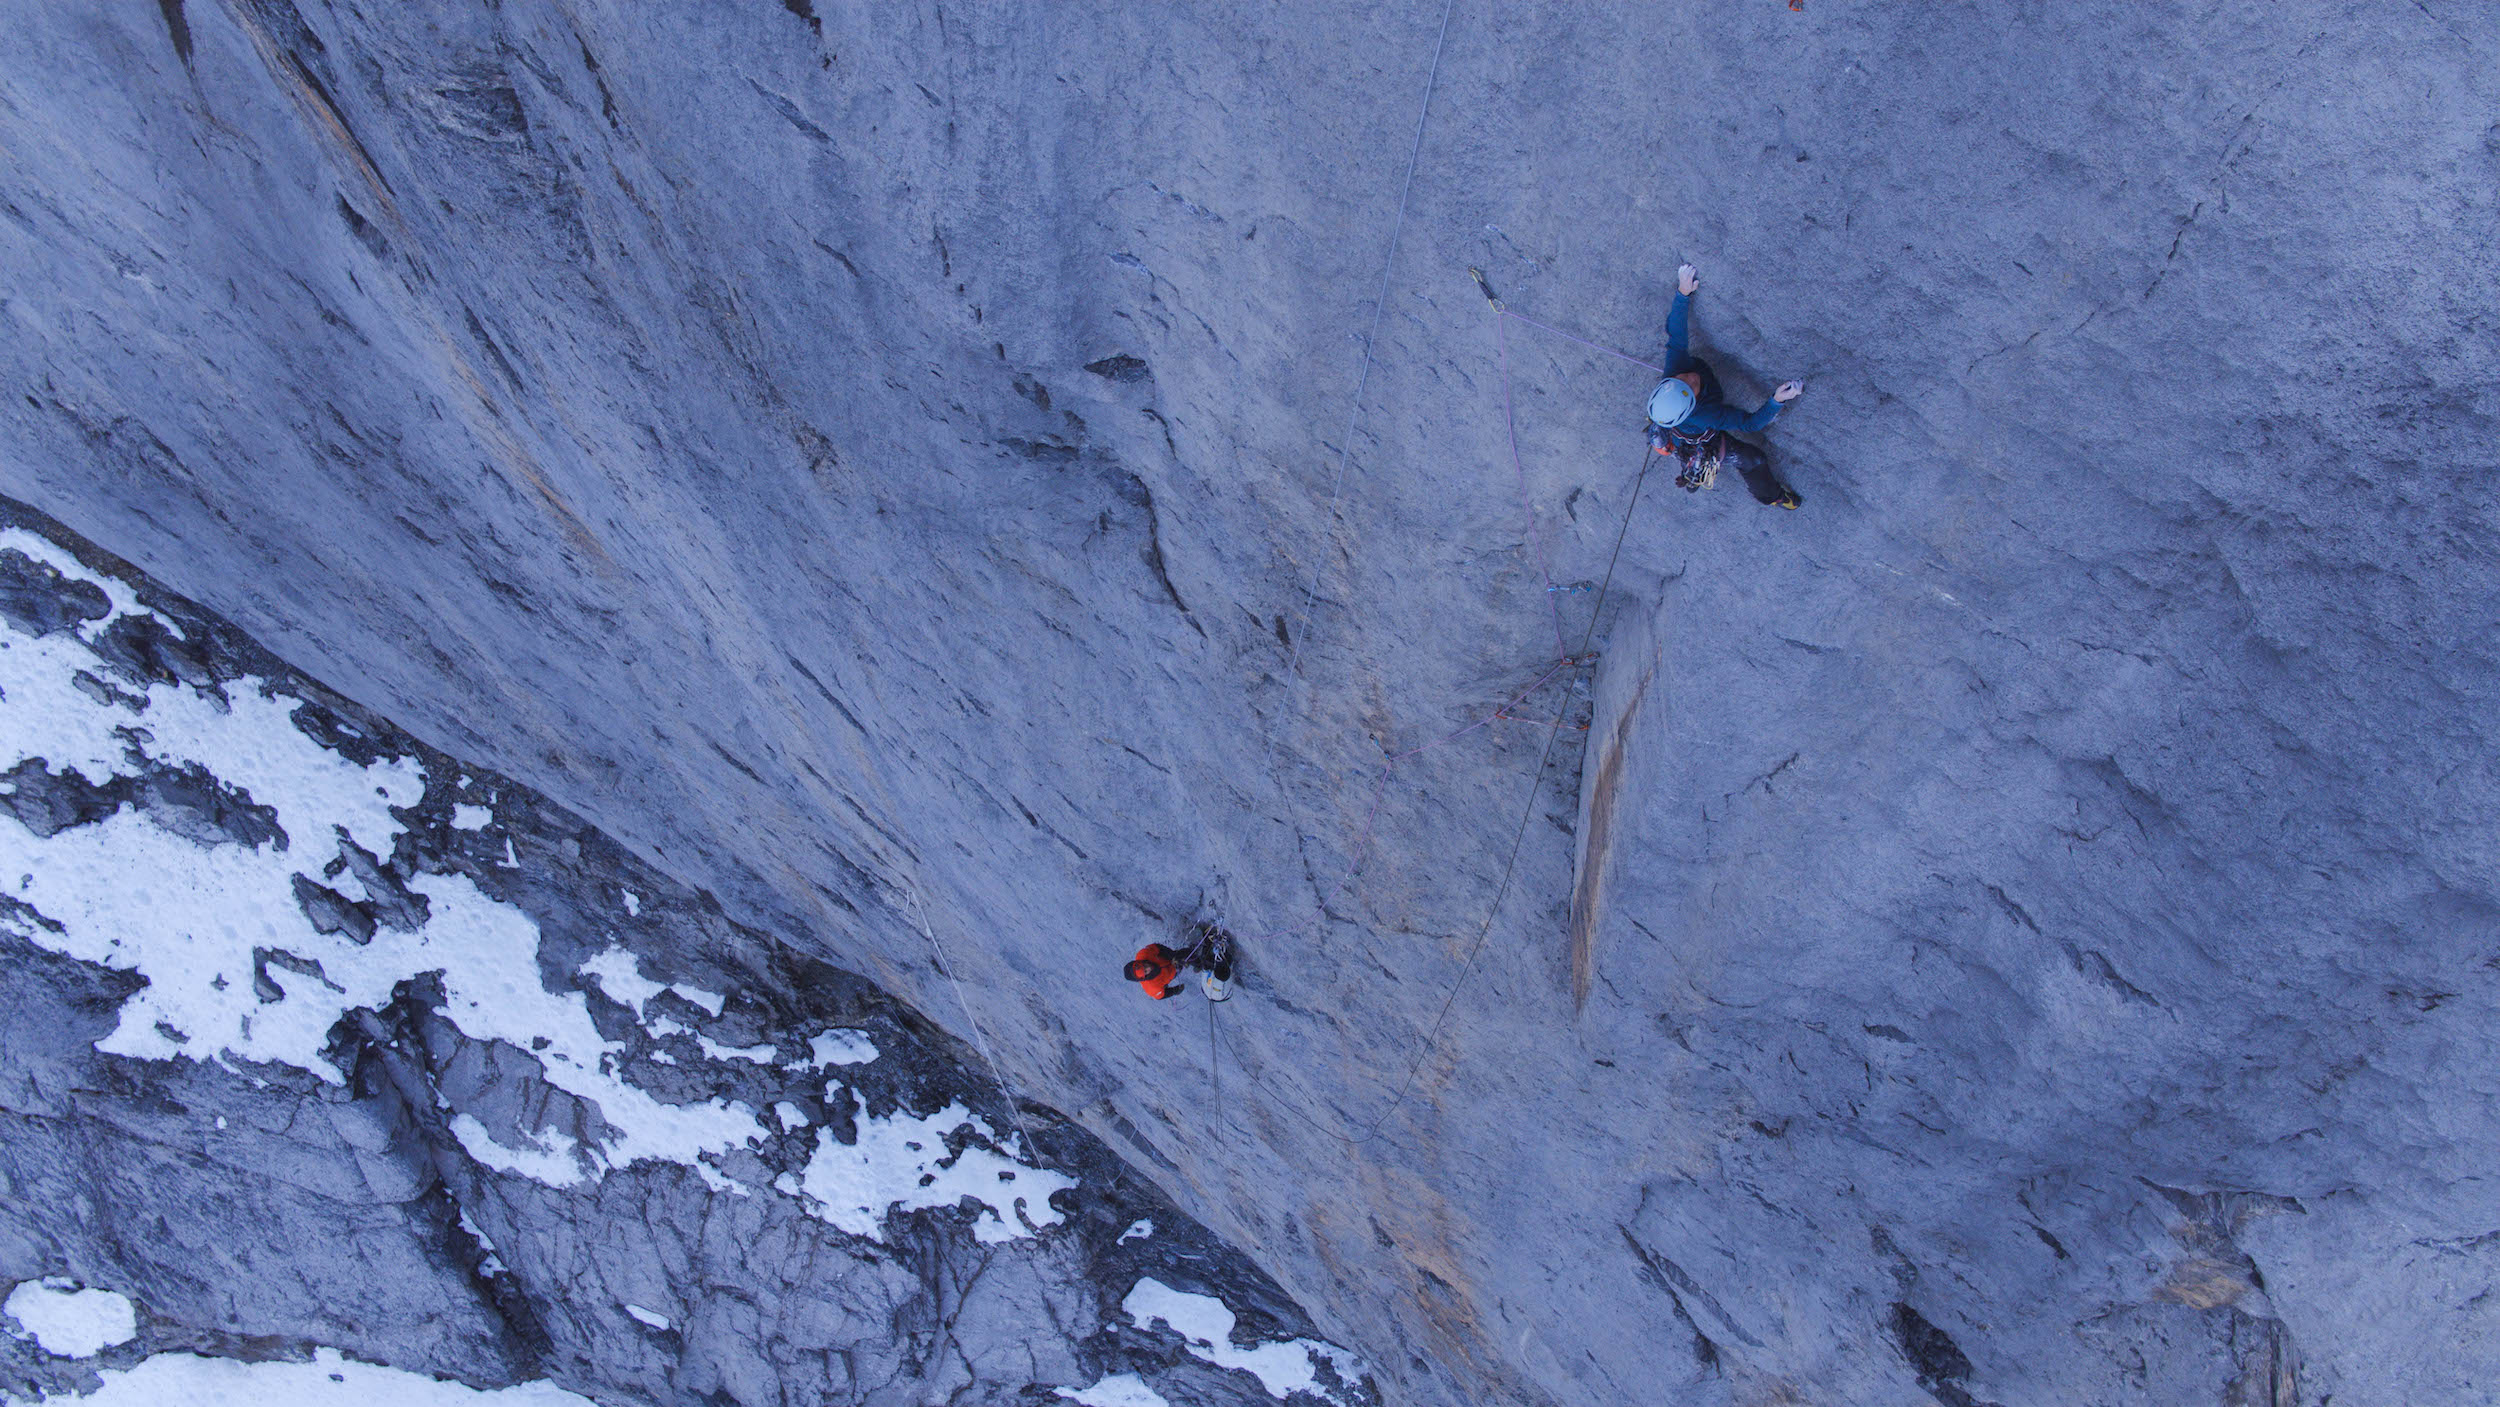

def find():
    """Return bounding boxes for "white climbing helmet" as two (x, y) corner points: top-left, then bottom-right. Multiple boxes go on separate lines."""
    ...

(1647, 376), (1696, 428)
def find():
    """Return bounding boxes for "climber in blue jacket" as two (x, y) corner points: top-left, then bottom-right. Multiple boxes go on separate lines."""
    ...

(1645, 264), (1805, 509)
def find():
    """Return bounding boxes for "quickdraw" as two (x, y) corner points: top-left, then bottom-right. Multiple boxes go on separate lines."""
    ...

(1665, 428), (1728, 492)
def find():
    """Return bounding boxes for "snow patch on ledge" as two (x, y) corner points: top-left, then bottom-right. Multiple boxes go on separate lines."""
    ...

(697, 1034), (776, 1064)
(1056, 1374), (1172, 1407)
(51, 1347), (597, 1405)
(449, 1113), (586, 1187)
(0, 537), (423, 1076)
(0, 528), (1081, 1233)
(4, 1279), (137, 1358)
(803, 1028), (880, 1067)
(784, 1087), (1073, 1244)
(579, 947), (723, 1020)
(1, 529), (143, 623)
(1122, 1279), (1367, 1401)
(0, 532), (753, 1188)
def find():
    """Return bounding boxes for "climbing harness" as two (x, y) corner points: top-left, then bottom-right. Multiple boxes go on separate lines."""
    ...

(1666, 427), (1728, 493)
(1180, 920), (1235, 996)
(1650, 415), (1726, 492)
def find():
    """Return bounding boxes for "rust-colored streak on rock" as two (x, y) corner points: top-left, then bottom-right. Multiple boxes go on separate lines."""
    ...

(223, 4), (402, 228)
(1570, 667), (1651, 1012)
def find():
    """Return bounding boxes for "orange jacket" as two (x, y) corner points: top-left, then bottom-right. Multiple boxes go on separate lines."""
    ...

(1130, 944), (1184, 1000)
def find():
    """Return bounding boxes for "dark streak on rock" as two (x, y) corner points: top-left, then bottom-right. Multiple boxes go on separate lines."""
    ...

(747, 78), (830, 143)
(1123, 472), (1199, 632)
(787, 656), (869, 737)
(285, 48), (398, 200)
(462, 306), (525, 396)
(706, 738), (767, 787)
(1084, 354), (1151, 384)
(814, 241), (862, 278)
(157, 0), (194, 64)
(780, 0), (823, 35)
(336, 197), (391, 259)
(1890, 1302), (1991, 1407)
(1619, 1225), (1766, 1350)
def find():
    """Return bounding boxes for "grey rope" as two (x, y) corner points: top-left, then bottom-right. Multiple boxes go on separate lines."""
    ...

(1220, 440), (1658, 1148)
(904, 879), (1039, 1156)
(1260, 0), (1462, 811)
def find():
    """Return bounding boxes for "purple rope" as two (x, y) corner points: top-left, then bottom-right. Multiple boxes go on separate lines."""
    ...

(1498, 309), (1662, 372)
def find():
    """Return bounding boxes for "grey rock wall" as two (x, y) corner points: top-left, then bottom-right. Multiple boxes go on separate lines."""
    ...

(3, 1), (2497, 1404)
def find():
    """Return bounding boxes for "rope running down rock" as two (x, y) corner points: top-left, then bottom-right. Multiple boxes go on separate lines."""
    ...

(1217, 309), (1662, 1149)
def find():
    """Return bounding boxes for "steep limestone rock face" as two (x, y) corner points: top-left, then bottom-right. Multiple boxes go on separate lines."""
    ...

(3, 2), (2497, 1405)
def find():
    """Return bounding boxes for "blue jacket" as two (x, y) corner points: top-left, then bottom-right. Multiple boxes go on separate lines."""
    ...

(1658, 290), (1783, 436)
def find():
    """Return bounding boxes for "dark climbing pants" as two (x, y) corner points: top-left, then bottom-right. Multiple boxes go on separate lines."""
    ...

(1719, 437), (1792, 506)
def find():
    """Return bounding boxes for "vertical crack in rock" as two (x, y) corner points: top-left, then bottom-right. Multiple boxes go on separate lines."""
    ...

(1618, 1227), (1722, 1370)
(1119, 470), (1201, 633)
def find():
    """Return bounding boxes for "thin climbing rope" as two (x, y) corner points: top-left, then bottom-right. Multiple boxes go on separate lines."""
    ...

(1215, 428), (1659, 1149)
(1497, 310), (1663, 373)
(1210, 295), (1664, 1147)
(904, 879), (1040, 1156)
(835, 0), (1662, 1167)
(1273, 654), (1573, 938)
(1260, 0), (1462, 823)
(1206, 989), (1222, 1130)
(1245, 304), (1656, 956)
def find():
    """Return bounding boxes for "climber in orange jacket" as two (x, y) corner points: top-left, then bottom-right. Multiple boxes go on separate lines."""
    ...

(1124, 923), (1234, 1001)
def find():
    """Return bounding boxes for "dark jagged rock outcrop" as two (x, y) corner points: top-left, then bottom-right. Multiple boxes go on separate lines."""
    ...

(0, 502), (1369, 1407)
